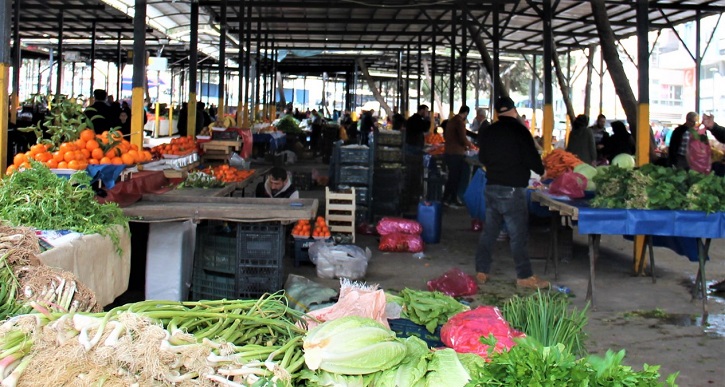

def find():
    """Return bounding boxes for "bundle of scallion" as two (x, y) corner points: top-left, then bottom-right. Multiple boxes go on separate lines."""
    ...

(0, 293), (308, 386)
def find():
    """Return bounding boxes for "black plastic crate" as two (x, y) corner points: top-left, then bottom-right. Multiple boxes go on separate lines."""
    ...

(237, 223), (285, 269)
(212, 130), (240, 141)
(355, 186), (369, 205)
(377, 147), (403, 163)
(376, 131), (403, 146)
(238, 266), (283, 298)
(388, 318), (444, 348)
(195, 223), (237, 275)
(191, 270), (236, 301)
(293, 171), (312, 191)
(340, 147), (371, 164)
(294, 237), (332, 267)
(339, 166), (370, 185)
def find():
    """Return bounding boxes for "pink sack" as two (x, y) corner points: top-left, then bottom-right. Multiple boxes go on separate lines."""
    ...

(238, 128), (253, 159)
(378, 233), (424, 253)
(548, 171), (587, 199)
(376, 217), (423, 236)
(687, 128), (712, 174)
(426, 267), (478, 297)
(440, 306), (526, 360)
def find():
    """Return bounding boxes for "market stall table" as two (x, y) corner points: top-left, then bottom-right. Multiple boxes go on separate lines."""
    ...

(531, 190), (720, 313)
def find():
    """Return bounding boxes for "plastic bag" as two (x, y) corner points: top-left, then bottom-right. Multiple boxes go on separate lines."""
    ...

(376, 217), (423, 236)
(284, 274), (338, 312)
(309, 241), (372, 280)
(426, 267), (478, 297)
(464, 168), (487, 220)
(687, 128), (712, 174)
(305, 279), (389, 330)
(229, 152), (250, 169)
(548, 171), (587, 199)
(440, 306), (526, 360)
(378, 233), (424, 253)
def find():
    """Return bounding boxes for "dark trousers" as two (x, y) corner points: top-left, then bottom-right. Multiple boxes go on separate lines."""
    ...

(442, 154), (466, 204)
(474, 185), (533, 279)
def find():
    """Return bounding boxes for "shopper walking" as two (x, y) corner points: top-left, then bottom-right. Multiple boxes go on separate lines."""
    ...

(474, 96), (549, 289)
(441, 105), (473, 208)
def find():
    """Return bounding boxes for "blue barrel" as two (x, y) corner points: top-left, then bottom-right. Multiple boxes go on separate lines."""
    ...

(417, 201), (442, 244)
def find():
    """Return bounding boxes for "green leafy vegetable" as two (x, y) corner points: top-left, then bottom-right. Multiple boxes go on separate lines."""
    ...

(424, 348), (470, 387)
(388, 288), (467, 333)
(501, 290), (589, 356)
(0, 162), (128, 255)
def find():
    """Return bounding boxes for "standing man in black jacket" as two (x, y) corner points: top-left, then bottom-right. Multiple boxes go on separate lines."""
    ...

(404, 104), (430, 155)
(474, 97), (549, 290)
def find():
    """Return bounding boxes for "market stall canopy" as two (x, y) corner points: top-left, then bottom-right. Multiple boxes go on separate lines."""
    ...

(12, 0), (725, 74)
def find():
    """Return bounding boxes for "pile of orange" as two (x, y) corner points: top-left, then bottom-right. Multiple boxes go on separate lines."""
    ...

(151, 136), (198, 158)
(200, 165), (255, 183)
(291, 219), (311, 238)
(5, 129), (153, 176)
(312, 216), (331, 238)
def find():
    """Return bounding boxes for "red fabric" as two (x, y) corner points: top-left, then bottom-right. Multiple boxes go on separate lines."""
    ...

(378, 233), (424, 253)
(97, 171), (175, 207)
(376, 217), (423, 235)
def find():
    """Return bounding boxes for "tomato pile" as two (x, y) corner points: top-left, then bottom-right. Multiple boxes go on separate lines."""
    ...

(151, 136), (199, 158)
(312, 216), (331, 238)
(6, 129), (153, 175)
(200, 165), (255, 183)
(291, 219), (311, 238)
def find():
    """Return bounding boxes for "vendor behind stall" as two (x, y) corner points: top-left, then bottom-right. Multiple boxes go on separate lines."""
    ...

(255, 167), (300, 199)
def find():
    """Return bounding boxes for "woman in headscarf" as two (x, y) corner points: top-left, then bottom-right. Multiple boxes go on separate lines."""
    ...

(566, 114), (597, 165)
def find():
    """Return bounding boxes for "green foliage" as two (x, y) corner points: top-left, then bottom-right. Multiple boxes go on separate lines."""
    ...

(501, 290), (589, 356)
(275, 115), (302, 135)
(467, 336), (679, 387)
(591, 164), (725, 213)
(18, 94), (93, 150)
(0, 161), (129, 255)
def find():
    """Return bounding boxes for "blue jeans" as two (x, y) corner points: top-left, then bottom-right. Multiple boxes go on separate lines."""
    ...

(474, 185), (532, 279)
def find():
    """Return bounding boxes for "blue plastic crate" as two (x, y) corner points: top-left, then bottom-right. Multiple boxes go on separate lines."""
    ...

(388, 318), (444, 348)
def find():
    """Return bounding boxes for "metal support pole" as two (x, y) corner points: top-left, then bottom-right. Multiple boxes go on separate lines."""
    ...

(116, 31), (122, 98)
(10, 0), (20, 124)
(56, 12), (64, 96)
(218, 0), (227, 120)
(543, 0), (554, 152)
(492, 0), (500, 105)
(695, 10), (701, 113)
(131, 0), (147, 148)
(188, 0), (199, 136)
(449, 8), (456, 117)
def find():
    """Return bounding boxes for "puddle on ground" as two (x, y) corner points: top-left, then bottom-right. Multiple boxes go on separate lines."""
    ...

(659, 313), (725, 338)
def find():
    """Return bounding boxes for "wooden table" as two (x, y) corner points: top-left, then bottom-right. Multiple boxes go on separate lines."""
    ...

(201, 139), (243, 163)
(123, 197), (318, 224)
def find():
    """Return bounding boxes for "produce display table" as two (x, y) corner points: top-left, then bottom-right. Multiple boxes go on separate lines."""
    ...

(38, 225), (131, 307)
(531, 190), (720, 312)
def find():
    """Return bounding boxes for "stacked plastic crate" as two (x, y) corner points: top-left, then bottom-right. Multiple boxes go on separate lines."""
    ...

(331, 141), (374, 223)
(191, 220), (285, 300)
(373, 130), (406, 218)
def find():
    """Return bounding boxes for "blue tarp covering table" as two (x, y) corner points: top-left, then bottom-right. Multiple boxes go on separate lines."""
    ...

(530, 191), (718, 311)
(253, 132), (287, 153)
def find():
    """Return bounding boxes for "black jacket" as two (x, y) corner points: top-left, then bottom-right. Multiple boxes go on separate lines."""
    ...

(478, 116), (544, 187)
(405, 113), (430, 148)
(667, 124), (690, 167)
(85, 102), (115, 134)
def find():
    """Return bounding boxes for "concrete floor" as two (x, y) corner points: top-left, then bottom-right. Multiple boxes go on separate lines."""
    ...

(280, 157), (725, 387)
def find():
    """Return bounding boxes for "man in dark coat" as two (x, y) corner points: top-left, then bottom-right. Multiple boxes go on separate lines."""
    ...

(84, 89), (115, 134)
(404, 104), (430, 155)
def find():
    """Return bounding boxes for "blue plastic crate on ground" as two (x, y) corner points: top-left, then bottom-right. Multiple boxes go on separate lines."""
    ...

(388, 318), (444, 348)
